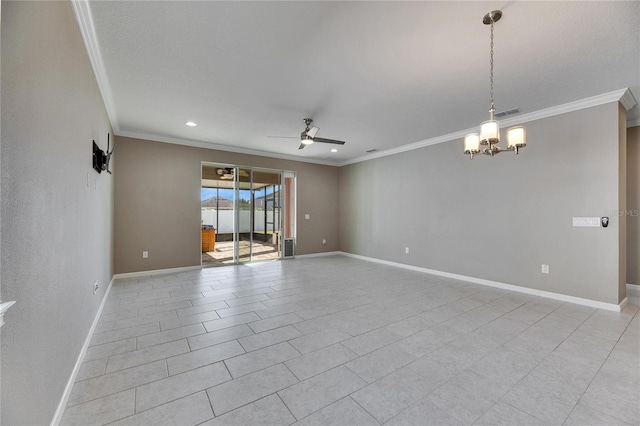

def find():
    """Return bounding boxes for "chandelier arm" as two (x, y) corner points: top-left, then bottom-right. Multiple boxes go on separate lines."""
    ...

(482, 145), (501, 156)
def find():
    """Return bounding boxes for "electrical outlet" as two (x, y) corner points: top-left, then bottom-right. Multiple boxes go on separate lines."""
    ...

(142, 251), (149, 259)
(93, 281), (99, 294)
(322, 239), (327, 245)
(541, 264), (550, 274)
(405, 247), (410, 254)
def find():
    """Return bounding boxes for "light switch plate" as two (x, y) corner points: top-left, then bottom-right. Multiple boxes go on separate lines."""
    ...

(572, 217), (600, 227)
(304, 214), (310, 220)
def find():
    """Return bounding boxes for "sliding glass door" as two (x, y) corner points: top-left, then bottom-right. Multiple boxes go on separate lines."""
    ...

(201, 163), (289, 266)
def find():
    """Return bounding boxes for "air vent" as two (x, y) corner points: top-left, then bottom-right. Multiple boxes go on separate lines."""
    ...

(365, 149), (378, 153)
(494, 108), (521, 118)
(284, 239), (294, 258)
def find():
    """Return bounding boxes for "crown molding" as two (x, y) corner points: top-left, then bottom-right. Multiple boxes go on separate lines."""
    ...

(627, 118), (640, 128)
(68, 9), (637, 167)
(339, 88), (636, 166)
(501, 88), (635, 127)
(116, 131), (340, 167)
(0, 301), (16, 328)
(339, 129), (471, 166)
(71, 0), (119, 132)
(620, 89), (637, 111)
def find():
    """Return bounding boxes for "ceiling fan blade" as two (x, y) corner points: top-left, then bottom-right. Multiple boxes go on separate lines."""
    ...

(267, 135), (299, 139)
(298, 143), (306, 150)
(313, 137), (345, 145)
(307, 126), (320, 138)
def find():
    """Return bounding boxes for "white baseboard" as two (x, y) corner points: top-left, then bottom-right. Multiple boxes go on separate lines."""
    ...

(339, 252), (625, 312)
(114, 257), (344, 279)
(50, 276), (114, 426)
(294, 251), (342, 259)
(113, 265), (202, 280)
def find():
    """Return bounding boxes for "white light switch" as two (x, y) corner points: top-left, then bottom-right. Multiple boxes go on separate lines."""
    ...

(572, 217), (600, 227)
(305, 214), (310, 220)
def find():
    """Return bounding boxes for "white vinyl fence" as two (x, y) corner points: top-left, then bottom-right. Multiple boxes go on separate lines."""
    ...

(202, 209), (280, 233)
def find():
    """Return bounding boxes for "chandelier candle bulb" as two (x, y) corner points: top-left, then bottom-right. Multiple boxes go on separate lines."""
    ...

(464, 133), (480, 154)
(480, 120), (500, 144)
(507, 126), (526, 150)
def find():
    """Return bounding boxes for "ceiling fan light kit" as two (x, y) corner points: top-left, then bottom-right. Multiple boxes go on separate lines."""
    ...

(297, 118), (346, 150)
(463, 10), (527, 160)
(216, 168), (234, 180)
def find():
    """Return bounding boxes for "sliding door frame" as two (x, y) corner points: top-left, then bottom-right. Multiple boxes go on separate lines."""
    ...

(201, 162), (293, 266)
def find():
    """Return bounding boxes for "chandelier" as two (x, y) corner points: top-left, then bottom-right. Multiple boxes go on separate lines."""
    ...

(464, 10), (526, 159)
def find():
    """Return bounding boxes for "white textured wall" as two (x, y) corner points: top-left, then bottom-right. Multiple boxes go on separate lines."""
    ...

(1, 2), (114, 424)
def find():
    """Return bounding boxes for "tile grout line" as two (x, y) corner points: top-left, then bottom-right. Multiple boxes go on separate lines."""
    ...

(346, 395), (383, 425)
(386, 300), (573, 424)
(484, 303), (601, 425)
(275, 392), (298, 424)
(561, 306), (640, 425)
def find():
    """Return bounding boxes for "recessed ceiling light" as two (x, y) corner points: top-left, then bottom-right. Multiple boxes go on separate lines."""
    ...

(331, 148), (338, 153)
(185, 121), (197, 127)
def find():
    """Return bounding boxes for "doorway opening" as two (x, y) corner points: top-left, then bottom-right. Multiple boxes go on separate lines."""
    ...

(201, 163), (294, 266)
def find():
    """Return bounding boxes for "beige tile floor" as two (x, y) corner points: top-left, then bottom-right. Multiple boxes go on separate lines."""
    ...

(61, 256), (640, 425)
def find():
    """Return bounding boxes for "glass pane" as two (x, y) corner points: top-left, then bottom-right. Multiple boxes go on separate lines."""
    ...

(252, 170), (282, 261)
(236, 168), (252, 263)
(201, 164), (236, 266)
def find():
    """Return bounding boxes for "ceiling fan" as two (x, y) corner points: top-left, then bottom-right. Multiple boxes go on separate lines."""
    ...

(216, 168), (249, 180)
(270, 118), (346, 150)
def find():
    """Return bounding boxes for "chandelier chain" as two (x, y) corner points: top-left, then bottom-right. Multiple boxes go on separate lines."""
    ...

(463, 10), (527, 159)
(489, 18), (495, 113)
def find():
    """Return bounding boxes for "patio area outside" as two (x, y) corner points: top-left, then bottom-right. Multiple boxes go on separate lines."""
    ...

(202, 239), (281, 266)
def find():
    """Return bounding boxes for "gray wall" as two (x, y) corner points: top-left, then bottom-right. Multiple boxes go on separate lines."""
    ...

(628, 126), (639, 285)
(0, 1), (3, 420)
(114, 136), (339, 274)
(618, 105), (627, 300)
(339, 103), (626, 305)
(1, 2), (114, 424)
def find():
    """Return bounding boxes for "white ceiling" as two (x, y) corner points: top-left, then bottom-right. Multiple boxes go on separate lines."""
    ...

(83, 1), (640, 165)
